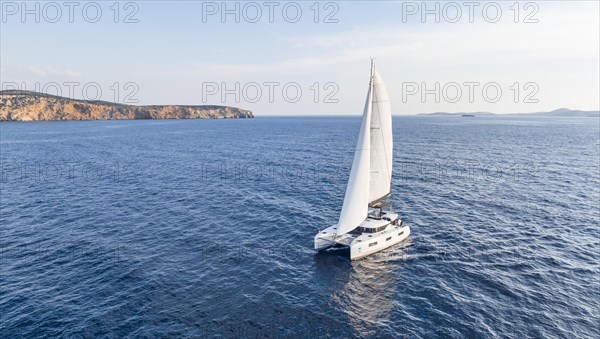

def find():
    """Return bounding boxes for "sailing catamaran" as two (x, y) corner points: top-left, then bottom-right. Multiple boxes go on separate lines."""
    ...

(314, 60), (410, 260)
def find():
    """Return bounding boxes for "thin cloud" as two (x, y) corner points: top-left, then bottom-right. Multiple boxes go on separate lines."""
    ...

(28, 65), (49, 77)
(27, 66), (81, 77)
(65, 69), (81, 77)
(165, 3), (598, 79)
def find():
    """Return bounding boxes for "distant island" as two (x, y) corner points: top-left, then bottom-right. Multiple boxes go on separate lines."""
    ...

(0, 90), (253, 122)
(418, 108), (599, 117)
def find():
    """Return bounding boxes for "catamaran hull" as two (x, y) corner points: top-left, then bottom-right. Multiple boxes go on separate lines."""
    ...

(314, 229), (353, 251)
(350, 225), (410, 260)
(314, 224), (411, 259)
(314, 235), (336, 251)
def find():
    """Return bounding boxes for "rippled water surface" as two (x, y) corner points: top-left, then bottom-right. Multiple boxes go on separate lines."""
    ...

(1, 116), (599, 338)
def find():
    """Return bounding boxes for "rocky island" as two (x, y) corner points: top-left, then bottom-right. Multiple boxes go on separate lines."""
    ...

(418, 108), (599, 117)
(0, 90), (253, 121)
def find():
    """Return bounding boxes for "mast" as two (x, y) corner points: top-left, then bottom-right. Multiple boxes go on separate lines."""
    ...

(370, 58), (375, 81)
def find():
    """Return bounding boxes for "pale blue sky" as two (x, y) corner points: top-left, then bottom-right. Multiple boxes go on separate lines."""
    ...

(1, 1), (598, 115)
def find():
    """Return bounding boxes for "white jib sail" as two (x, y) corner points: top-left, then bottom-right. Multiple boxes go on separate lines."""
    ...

(368, 69), (393, 204)
(336, 68), (374, 236)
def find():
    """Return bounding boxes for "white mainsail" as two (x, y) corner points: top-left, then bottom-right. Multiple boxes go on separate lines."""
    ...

(335, 66), (374, 236)
(368, 69), (393, 204)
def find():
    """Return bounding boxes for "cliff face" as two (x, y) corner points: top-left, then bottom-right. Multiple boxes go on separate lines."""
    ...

(0, 90), (253, 121)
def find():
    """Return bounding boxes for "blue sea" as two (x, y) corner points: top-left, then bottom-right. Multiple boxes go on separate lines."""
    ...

(1, 116), (599, 338)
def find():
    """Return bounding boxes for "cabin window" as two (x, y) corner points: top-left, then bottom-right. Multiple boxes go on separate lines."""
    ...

(398, 231), (404, 236)
(369, 242), (378, 247)
(386, 237), (392, 241)
(358, 224), (390, 233)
